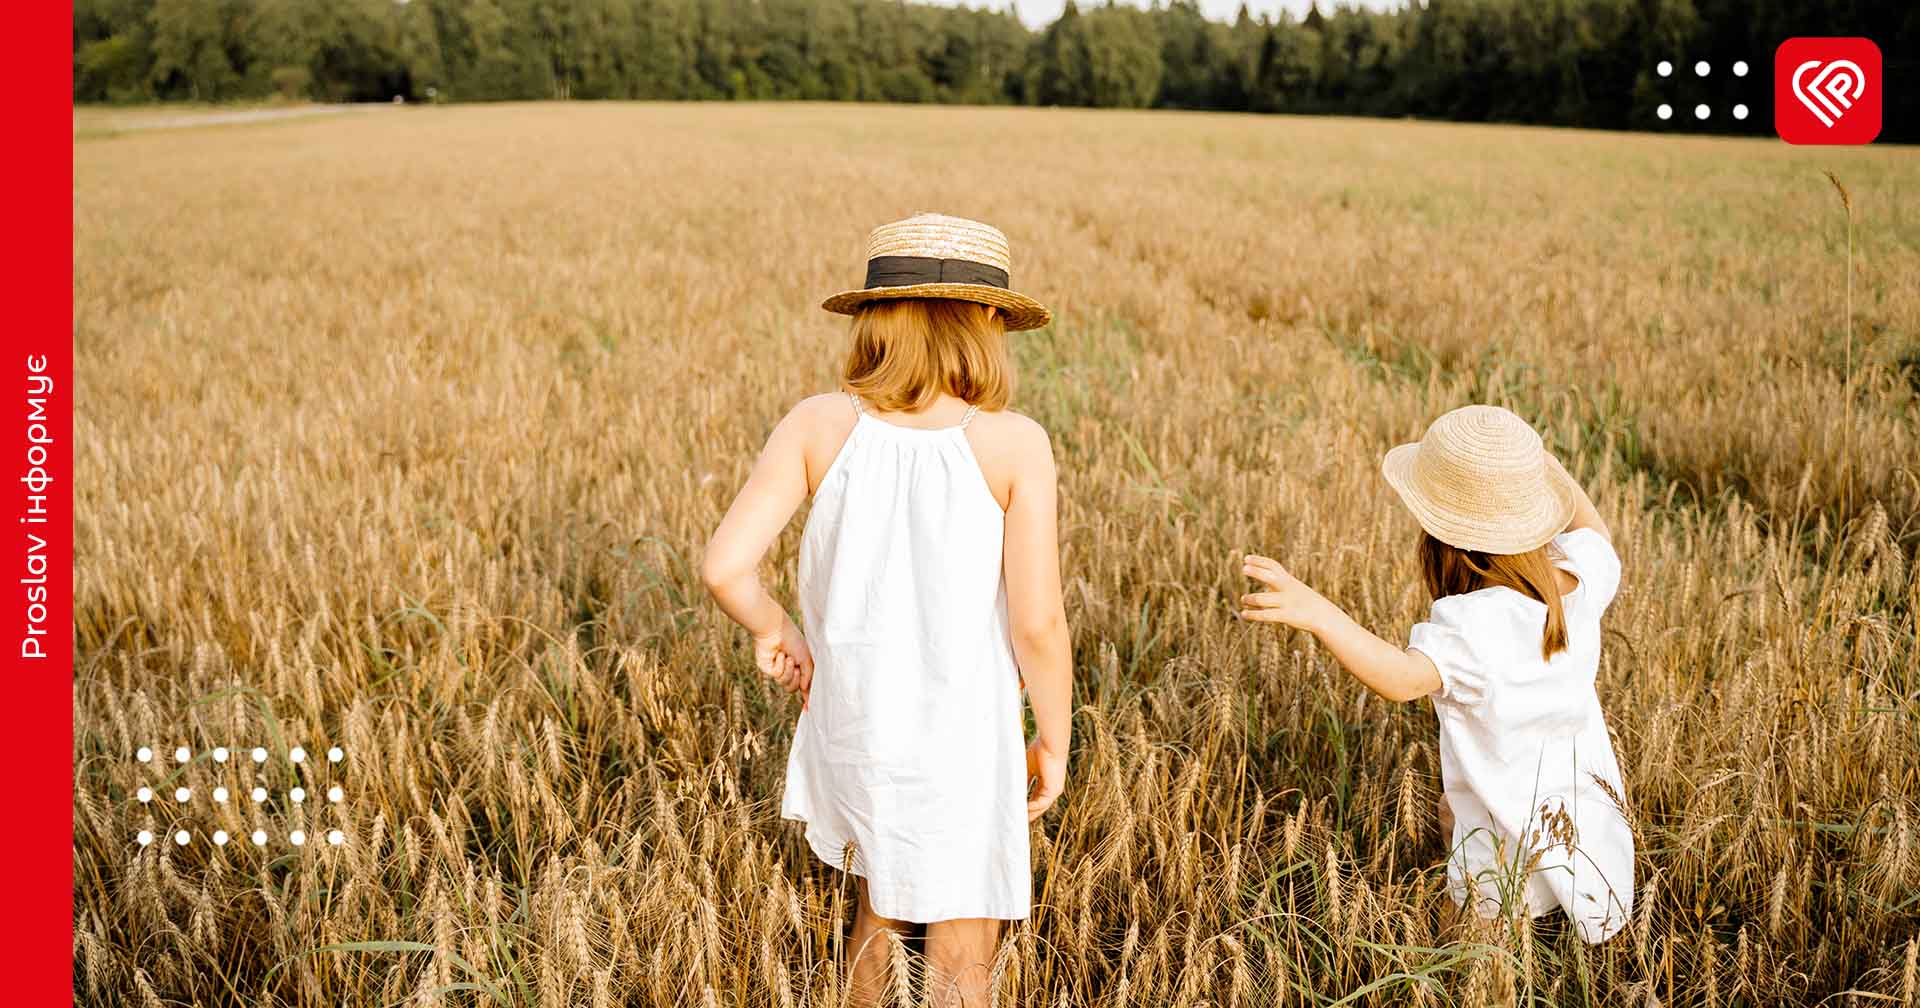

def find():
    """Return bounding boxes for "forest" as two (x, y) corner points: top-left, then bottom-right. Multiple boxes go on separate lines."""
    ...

(73, 0), (1916, 140)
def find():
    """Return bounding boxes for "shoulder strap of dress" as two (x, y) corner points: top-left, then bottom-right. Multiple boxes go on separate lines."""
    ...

(846, 392), (864, 415)
(958, 404), (980, 429)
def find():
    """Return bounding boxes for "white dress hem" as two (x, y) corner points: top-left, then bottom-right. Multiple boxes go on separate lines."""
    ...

(783, 811), (1031, 924)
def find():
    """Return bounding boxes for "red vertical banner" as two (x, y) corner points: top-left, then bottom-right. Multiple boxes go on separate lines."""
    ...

(6, 0), (74, 1000)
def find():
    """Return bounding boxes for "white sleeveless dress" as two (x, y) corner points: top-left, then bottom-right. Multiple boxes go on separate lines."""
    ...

(780, 394), (1030, 923)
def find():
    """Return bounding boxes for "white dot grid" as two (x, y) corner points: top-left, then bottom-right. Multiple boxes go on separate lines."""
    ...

(1652, 56), (1757, 123)
(130, 743), (351, 850)
(137, 743), (347, 768)
(135, 823), (362, 848)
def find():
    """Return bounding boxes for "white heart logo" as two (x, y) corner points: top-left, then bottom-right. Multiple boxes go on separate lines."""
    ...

(1792, 58), (1867, 127)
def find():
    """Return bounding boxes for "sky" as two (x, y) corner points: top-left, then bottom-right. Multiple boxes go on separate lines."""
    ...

(920, 0), (1398, 30)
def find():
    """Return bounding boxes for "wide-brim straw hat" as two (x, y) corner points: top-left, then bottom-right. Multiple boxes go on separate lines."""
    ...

(822, 213), (1052, 331)
(1380, 405), (1580, 555)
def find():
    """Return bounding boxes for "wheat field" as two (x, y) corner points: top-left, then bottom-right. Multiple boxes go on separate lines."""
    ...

(72, 102), (1919, 1007)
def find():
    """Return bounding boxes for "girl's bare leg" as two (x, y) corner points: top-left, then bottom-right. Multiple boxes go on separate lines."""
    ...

(1437, 793), (1455, 841)
(924, 918), (999, 1008)
(849, 881), (910, 1008)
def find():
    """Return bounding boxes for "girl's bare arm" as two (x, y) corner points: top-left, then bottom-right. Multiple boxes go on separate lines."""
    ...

(701, 405), (815, 693)
(1002, 418), (1071, 818)
(1239, 554), (1442, 703)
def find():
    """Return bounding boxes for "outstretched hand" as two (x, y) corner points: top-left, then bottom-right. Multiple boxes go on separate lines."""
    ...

(1238, 553), (1332, 632)
(1238, 552), (1443, 702)
(753, 615), (814, 697)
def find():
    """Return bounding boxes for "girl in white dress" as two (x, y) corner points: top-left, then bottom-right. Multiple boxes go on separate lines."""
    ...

(1236, 405), (1634, 943)
(702, 214), (1073, 1006)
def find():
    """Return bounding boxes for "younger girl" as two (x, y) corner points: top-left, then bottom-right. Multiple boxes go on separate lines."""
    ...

(702, 214), (1072, 1007)
(1237, 404), (1633, 943)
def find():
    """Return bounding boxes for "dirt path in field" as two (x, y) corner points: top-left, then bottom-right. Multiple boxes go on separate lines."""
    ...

(90, 105), (355, 133)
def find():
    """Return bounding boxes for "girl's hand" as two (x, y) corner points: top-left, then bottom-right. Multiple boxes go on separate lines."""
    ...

(1238, 553), (1333, 632)
(1025, 739), (1067, 821)
(753, 616), (814, 696)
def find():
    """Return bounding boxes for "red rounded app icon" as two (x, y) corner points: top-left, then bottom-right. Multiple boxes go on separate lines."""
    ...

(1776, 37), (1881, 145)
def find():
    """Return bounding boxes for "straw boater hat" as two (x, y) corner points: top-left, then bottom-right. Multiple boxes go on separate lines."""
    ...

(1381, 405), (1580, 555)
(822, 213), (1052, 331)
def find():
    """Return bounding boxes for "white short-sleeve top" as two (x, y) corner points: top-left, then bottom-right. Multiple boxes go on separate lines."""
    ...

(1407, 528), (1634, 943)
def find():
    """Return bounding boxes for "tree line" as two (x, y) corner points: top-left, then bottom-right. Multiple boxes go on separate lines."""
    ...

(73, 0), (1916, 140)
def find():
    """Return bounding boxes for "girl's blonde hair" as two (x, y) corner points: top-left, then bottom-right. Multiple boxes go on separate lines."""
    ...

(842, 299), (1011, 412)
(1419, 533), (1568, 660)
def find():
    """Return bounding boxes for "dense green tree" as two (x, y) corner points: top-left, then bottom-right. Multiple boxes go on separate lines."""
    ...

(75, 20), (153, 101)
(147, 0), (248, 100)
(1156, 1), (1222, 109)
(1252, 15), (1316, 113)
(1027, 0), (1091, 106)
(1081, 5), (1161, 107)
